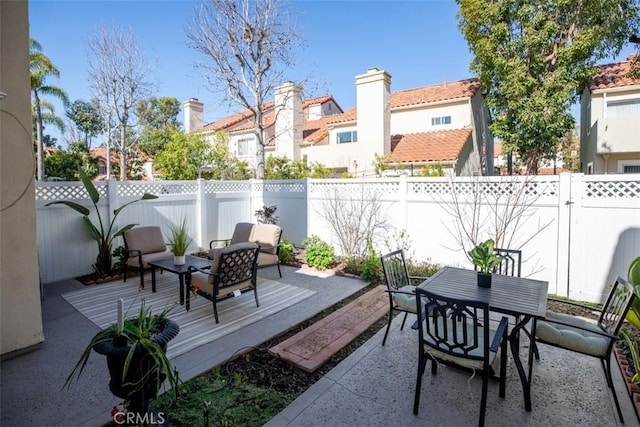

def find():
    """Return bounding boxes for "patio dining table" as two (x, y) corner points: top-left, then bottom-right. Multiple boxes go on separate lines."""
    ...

(418, 266), (548, 412)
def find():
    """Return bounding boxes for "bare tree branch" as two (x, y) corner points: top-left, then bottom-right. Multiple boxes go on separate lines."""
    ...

(186, 0), (304, 179)
(87, 24), (154, 180)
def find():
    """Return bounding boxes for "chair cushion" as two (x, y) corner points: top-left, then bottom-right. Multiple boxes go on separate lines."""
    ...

(393, 285), (417, 312)
(535, 311), (609, 357)
(124, 226), (167, 255)
(250, 224), (281, 255)
(257, 251), (278, 267)
(126, 250), (172, 268)
(424, 322), (499, 371)
(230, 223), (255, 245)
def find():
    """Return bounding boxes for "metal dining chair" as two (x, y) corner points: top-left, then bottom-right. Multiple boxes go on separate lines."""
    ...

(493, 248), (522, 277)
(413, 287), (509, 427)
(530, 276), (635, 424)
(380, 250), (428, 346)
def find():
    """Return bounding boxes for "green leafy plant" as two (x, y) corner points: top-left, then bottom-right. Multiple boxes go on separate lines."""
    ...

(625, 256), (640, 328)
(621, 330), (640, 385)
(360, 240), (383, 283)
(45, 167), (157, 278)
(63, 300), (179, 407)
(279, 237), (295, 264)
(468, 239), (503, 274)
(112, 245), (126, 275)
(361, 258), (383, 283)
(168, 217), (192, 256)
(302, 235), (334, 271)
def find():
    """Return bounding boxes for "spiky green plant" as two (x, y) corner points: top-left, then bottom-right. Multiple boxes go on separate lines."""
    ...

(45, 167), (157, 277)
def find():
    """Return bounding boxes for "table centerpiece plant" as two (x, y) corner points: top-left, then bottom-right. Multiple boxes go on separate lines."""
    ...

(167, 217), (192, 265)
(63, 299), (180, 417)
(468, 239), (503, 288)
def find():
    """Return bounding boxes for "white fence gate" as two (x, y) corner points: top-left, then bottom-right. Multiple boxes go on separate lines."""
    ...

(36, 174), (640, 304)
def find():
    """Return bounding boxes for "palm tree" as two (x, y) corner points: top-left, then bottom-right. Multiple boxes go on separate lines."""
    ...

(30, 38), (69, 181)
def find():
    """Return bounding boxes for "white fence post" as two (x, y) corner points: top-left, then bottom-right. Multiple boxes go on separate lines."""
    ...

(398, 174), (408, 231)
(196, 179), (206, 250)
(554, 172), (573, 297)
(107, 179), (118, 229)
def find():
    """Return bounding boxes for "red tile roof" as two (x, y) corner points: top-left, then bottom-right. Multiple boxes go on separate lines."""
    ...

(326, 78), (480, 125)
(388, 128), (472, 163)
(390, 78), (480, 108)
(589, 54), (640, 91)
(203, 95), (341, 133)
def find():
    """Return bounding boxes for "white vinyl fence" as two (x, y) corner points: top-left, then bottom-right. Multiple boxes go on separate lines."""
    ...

(36, 174), (640, 304)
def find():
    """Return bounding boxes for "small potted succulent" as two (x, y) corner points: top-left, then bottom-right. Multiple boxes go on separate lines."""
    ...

(468, 239), (503, 288)
(64, 300), (179, 417)
(167, 217), (192, 265)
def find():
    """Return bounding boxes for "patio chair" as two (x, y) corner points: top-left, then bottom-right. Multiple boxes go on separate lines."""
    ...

(187, 242), (260, 324)
(210, 222), (283, 278)
(413, 287), (509, 427)
(122, 226), (172, 289)
(530, 276), (635, 424)
(380, 250), (428, 346)
(493, 248), (522, 277)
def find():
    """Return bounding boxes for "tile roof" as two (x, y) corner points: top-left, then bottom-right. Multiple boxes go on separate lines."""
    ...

(390, 78), (481, 108)
(203, 95), (341, 132)
(326, 107), (357, 125)
(589, 54), (640, 91)
(325, 78), (480, 125)
(388, 128), (472, 163)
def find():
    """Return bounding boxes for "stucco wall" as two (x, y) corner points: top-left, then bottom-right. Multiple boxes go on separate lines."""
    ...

(1, 0), (45, 356)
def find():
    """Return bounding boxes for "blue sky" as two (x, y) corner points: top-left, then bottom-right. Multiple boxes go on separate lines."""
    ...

(29, 0), (638, 146)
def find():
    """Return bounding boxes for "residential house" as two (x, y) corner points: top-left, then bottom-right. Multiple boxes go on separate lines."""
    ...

(493, 142), (570, 176)
(90, 147), (153, 181)
(580, 53), (640, 174)
(185, 68), (494, 177)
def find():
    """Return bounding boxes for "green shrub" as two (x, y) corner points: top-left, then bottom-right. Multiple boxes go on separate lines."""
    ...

(406, 259), (441, 278)
(279, 238), (295, 264)
(361, 257), (383, 283)
(302, 235), (334, 270)
(344, 256), (366, 275)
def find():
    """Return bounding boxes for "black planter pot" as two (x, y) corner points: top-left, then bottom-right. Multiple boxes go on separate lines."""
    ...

(92, 318), (180, 415)
(477, 272), (492, 288)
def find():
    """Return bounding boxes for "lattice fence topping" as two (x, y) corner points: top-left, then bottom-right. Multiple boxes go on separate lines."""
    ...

(586, 180), (640, 198)
(118, 182), (198, 197)
(35, 183), (107, 201)
(254, 182), (306, 193)
(205, 181), (252, 193)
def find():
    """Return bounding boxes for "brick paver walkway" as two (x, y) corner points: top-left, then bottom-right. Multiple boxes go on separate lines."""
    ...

(268, 285), (388, 372)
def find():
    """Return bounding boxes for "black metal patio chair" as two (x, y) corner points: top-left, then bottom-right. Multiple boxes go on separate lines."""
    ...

(529, 276), (635, 424)
(413, 287), (509, 427)
(380, 249), (428, 346)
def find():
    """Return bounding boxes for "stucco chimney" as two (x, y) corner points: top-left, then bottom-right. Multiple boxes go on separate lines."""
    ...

(356, 68), (392, 168)
(183, 98), (204, 133)
(274, 82), (303, 160)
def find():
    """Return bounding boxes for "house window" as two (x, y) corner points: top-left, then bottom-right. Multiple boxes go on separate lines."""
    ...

(337, 131), (357, 144)
(431, 116), (452, 126)
(237, 137), (251, 156)
(98, 161), (107, 176)
(618, 160), (640, 174)
(607, 98), (640, 118)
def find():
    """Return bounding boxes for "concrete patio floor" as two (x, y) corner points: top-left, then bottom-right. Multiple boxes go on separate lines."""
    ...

(1, 265), (638, 426)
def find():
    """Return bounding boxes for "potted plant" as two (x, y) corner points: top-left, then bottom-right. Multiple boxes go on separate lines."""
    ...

(167, 217), (192, 265)
(45, 167), (158, 279)
(468, 239), (503, 288)
(64, 300), (179, 417)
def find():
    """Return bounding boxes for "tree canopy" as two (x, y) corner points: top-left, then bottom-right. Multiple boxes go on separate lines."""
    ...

(456, 0), (640, 173)
(66, 99), (105, 148)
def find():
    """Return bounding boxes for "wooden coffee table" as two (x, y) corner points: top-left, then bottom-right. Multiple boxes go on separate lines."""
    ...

(148, 255), (211, 305)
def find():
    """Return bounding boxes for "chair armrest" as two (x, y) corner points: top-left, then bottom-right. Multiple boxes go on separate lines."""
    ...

(490, 317), (509, 352)
(209, 239), (231, 249)
(537, 315), (619, 341)
(257, 243), (279, 252)
(122, 248), (142, 257)
(188, 264), (212, 275)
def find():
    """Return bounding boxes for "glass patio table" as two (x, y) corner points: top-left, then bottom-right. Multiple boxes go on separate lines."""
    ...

(147, 255), (211, 305)
(418, 266), (548, 412)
